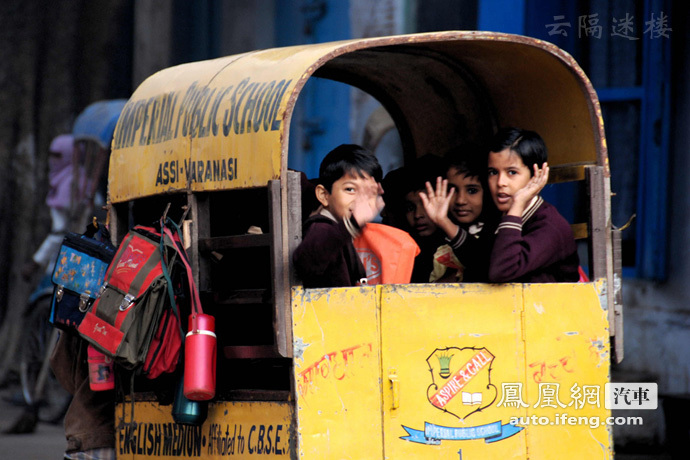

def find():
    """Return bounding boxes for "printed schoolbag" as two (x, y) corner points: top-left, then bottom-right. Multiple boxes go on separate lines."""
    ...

(77, 222), (185, 376)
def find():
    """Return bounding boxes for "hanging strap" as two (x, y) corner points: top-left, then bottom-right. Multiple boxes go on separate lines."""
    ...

(158, 223), (185, 342)
(161, 220), (203, 332)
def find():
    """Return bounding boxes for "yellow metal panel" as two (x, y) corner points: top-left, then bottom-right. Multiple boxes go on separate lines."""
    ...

(291, 282), (611, 459)
(108, 53), (294, 202)
(522, 282), (612, 459)
(292, 287), (384, 459)
(115, 400), (292, 459)
(108, 41), (359, 202)
(379, 283), (527, 459)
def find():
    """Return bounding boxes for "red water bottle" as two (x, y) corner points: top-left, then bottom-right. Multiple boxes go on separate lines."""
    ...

(183, 313), (216, 400)
(87, 345), (114, 391)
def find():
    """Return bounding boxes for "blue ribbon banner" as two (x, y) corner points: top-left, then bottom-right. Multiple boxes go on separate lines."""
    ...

(401, 421), (524, 445)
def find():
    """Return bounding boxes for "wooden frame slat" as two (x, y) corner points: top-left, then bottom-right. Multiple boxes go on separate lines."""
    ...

(189, 193), (211, 292)
(269, 179), (288, 357)
(198, 234), (272, 251)
(612, 229), (624, 363)
(586, 165), (615, 338)
(108, 202), (129, 245)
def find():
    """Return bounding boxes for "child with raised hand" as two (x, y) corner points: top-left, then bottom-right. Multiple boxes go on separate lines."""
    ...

(293, 144), (384, 288)
(382, 155), (448, 283)
(419, 145), (497, 282)
(486, 127), (579, 283)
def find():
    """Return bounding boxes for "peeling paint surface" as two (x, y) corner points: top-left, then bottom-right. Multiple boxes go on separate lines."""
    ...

(533, 302), (545, 314)
(613, 273), (622, 297)
(293, 336), (310, 362)
(523, 284), (612, 458)
(597, 279), (609, 311)
(292, 287), (382, 458)
(589, 337), (610, 368)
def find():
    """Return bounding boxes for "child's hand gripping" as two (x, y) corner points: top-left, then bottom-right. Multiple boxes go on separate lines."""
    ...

(508, 162), (549, 217)
(351, 177), (385, 227)
(419, 176), (459, 239)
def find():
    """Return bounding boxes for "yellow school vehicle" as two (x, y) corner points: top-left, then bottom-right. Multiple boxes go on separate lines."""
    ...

(108, 31), (621, 459)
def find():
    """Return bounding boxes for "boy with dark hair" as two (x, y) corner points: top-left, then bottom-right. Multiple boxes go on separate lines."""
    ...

(419, 144), (498, 282)
(486, 127), (579, 282)
(293, 144), (384, 288)
(396, 155), (449, 283)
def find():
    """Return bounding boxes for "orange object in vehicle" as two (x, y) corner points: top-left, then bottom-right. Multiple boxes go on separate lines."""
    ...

(353, 223), (420, 285)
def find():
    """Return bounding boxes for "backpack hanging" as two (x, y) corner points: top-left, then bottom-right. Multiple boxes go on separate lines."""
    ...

(142, 221), (194, 379)
(50, 226), (116, 332)
(77, 222), (184, 373)
(353, 223), (420, 285)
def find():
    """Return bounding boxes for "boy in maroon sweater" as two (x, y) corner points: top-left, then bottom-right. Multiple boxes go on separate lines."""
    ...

(293, 144), (384, 288)
(383, 154), (448, 283)
(487, 128), (579, 283)
(419, 145), (500, 282)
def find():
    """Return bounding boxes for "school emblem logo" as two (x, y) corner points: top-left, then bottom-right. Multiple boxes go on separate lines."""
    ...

(401, 346), (523, 445)
(426, 347), (497, 420)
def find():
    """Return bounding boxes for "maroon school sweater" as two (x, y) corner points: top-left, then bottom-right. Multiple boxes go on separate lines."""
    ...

(293, 210), (366, 288)
(489, 197), (579, 283)
(445, 220), (497, 282)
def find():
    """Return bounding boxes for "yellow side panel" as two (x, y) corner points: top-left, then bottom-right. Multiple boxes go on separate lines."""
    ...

(379, 283), (528, 459)
(292, 282), (611, 459)
(522, 283), (612, 459)
(292, 287), (384, 459)
(115, 401), (292, 459)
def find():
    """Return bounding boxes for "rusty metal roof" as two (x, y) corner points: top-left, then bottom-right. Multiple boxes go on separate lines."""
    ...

(109, 31), (606, 203)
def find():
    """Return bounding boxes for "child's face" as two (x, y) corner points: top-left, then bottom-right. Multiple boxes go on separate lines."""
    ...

(405, 191), (438, 237)
(317, 171), (376, 221)
(487, 148), (532, 213)
(446, 167), (483, 225)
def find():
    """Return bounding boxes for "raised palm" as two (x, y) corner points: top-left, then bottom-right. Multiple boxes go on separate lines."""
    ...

(419, 176), (455, 225)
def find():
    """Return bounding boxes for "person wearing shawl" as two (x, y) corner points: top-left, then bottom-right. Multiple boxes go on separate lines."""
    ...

(35, 135), (117, 458)
(22, 134), (79, 279)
